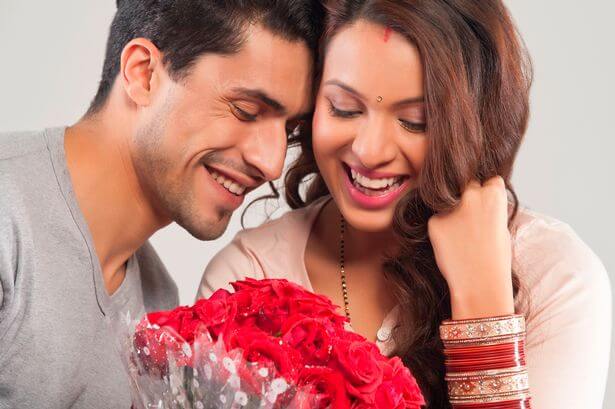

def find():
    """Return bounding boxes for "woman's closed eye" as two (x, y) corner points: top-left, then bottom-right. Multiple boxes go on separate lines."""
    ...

(327, 101), (362, 118)
(399, 118), (426, 133)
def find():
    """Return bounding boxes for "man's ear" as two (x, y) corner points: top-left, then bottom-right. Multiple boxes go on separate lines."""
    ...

(120, 38), (163, 107)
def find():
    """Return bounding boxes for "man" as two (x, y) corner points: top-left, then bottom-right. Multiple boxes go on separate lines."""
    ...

(0, 0), (322, 407)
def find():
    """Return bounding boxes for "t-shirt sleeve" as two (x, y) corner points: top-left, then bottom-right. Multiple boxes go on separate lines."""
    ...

(513, 218), (611, 408)
(196, 232), (264, 300)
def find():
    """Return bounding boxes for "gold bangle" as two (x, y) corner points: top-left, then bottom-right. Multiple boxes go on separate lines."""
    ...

(447, 368), (529, 398)
(440, 314), (525, 341)
(449, 391), (531, 405)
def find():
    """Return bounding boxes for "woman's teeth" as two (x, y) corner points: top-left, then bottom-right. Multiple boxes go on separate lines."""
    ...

(210, 170), (246, 196)
(350, 169), (403, 192)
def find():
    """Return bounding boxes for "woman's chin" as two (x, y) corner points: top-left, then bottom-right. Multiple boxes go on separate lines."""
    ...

(340, 206), (396, 233)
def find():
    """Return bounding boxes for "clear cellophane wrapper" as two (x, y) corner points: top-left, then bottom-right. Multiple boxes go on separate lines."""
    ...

(110, 310), (321, 409)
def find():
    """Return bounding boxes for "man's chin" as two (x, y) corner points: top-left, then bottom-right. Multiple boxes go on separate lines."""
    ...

(180, 213), (232, 241)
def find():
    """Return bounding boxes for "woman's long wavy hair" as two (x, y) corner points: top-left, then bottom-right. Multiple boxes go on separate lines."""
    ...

(283, 1), (532, 407)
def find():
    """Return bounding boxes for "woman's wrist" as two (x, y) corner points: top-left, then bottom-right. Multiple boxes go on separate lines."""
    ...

(449, 280), (515, 320)
(440, 314), (531, 408)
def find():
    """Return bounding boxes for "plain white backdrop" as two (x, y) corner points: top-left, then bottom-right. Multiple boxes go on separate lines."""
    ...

(1, 0), (613, 405)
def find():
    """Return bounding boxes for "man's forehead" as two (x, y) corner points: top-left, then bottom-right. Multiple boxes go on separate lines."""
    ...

(182, 25), (314, 114)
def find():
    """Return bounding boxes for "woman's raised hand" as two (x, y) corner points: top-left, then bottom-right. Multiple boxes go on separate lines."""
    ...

(428, 176), (515, 319)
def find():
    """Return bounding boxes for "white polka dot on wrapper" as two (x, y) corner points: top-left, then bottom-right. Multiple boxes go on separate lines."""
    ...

(271, 378), (288, 395)
(182, 342), (192, 357)
(235, 391), (249, 406)
(223, 356), (237, 374)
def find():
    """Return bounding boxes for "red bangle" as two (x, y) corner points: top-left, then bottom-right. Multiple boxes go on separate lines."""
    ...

(455, 397), (531, 408)
(442, 315), (530, 408)
(445, 341), (526, 372)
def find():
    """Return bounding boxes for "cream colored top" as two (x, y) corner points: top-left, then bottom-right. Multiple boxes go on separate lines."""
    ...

(197, 196), (611, 408)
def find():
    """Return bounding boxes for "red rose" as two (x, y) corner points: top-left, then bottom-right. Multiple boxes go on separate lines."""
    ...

(281, 316), (336, 365)
(224, 326), (301, 381)
(133, 278), (425, 408)
(133, 326), (191, 374)
(193, 292), (237, 341)
(298, 366), (351, 409)
(332, 339), (384, 404)
(146, 306), (193, 334)
(374, 380), (405, 409)
(384, 357), (425, 408)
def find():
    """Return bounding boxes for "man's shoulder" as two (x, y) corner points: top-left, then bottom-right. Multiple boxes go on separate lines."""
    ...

(0, 129), (54, 209)
(0, 129), (48, 162)
(0, 129), (58, 218)
(135, 241), (179, 310)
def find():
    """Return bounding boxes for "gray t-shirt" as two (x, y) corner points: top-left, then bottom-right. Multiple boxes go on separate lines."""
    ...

(0, 127), (179, 408)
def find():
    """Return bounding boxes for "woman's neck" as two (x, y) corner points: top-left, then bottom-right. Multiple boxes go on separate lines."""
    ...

(316, 200), (399, 265)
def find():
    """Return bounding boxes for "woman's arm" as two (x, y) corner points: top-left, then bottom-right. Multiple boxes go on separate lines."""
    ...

(515, 219), (611, 408)
(428, 175), (611, 408)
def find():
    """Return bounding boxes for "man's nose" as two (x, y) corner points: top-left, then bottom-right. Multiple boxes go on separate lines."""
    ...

(241, 121), (288, 182)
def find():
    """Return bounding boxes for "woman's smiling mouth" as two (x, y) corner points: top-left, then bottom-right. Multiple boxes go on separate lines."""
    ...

(342, 163), (411, 209)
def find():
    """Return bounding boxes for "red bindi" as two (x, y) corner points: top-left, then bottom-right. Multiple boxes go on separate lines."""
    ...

(383, 27), (392, 42)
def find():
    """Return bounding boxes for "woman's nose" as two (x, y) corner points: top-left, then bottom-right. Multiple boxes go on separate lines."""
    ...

(351, 116), (397, 169)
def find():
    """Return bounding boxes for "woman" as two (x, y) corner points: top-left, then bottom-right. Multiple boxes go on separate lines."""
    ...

(197, 1), (611, 407)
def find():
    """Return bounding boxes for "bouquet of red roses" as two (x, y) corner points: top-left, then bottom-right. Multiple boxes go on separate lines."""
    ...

(114, 278), (425, 409)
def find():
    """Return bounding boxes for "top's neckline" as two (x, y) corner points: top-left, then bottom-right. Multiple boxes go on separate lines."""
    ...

(295, 195), (399, 350)
(44, 126), (140, 317)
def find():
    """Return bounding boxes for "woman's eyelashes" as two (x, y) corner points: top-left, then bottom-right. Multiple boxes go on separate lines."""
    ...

(327, 101), (362, 118)
(327, 100), (426, 133)
(399, 119), (426, 133)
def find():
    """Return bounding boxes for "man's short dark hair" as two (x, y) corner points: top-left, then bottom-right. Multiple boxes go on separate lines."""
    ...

(87, 0), (324, 115)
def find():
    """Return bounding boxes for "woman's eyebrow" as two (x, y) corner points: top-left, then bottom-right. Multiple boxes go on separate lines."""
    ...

(323, 80), (366, 100)
(324, 79), (423, 106)
(392, 96), (424, 107)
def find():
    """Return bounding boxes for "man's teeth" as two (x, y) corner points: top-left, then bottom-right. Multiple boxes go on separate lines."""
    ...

(209, 170), (246, 196)
(350, 169), (402, 190)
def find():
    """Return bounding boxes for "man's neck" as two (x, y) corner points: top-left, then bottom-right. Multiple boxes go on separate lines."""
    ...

(64, 114), (169, 294)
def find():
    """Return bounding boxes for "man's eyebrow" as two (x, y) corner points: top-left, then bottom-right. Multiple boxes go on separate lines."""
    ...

(324, 79), (424, 106)
(231, 87), (287, 115)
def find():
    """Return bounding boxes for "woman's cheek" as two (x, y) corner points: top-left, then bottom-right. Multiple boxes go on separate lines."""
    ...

(399, 135), (429, 176)
(312, 111), (354, 157)
(312, 111), (336, 162)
